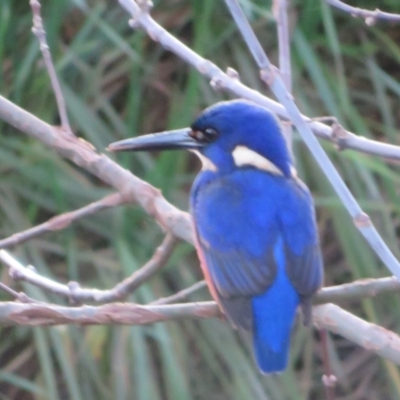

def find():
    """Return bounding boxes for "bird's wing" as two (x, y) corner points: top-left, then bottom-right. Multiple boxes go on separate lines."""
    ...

(200, 245), (276, 297)
(191, 171), (281, 330)
(206, 244), (276, 330)
(191, 171), (323, 329)
(279, 179), (324, 324)
(194, 231), (277, 330)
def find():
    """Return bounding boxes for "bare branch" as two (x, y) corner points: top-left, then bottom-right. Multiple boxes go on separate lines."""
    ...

(118, 1), (400, 162)
(223, 0), (400, 280)
(273, 0), (292, 92)
(1, 247), (400, 365)
(313, 303), (400, 366)
(0, 250), (76, 298)
(0, 235), (177, 303)
(0, 95), (193, 244)
(312, 121), (400, 159)
(0, 300), (220, 326)
(0, 282), (39, 304)
(0, 193), (125, 249)
(319, 329), (337, 400)
(315, 276), (400, 304)
(30, 0), (71, 132)
(273, 0), (293, 148)
(1, 244), (399, 305)
(1, 1), (399, 261)
(93, 234), (177, 302)
(326, 0), (400, 25)
(117, 0), (400, 281)
(0, 299), (400, 366)
(151, 280), (207, 305)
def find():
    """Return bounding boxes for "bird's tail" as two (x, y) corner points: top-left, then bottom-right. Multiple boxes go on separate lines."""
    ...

(252, 275), (299, 374)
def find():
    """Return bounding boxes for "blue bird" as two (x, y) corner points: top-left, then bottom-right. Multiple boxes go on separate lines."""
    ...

(108, 100), (323, 373)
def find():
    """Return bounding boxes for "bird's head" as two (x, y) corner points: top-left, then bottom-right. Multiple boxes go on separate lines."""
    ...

(108, 100), (292, 178)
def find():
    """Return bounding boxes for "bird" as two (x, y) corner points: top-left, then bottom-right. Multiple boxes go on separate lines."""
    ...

(108, 99), (323, 374)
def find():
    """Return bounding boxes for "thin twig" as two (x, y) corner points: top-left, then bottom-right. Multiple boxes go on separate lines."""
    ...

(2, 0), (400, 302)
(273, 0), (292, 93)
(0, 193), (125, 249)
(0, 44), (399, 250)
(0, 250), (79, 299)
(0, 95), (193, 244)
(0, 235), (177, 303)
(273, 0), (293, 147)
(0, 282), (39, 304)
(1, 245), (399, 304)
(1, 0), (399, 302)
(0, 2), (398, 258)
(96, 234), (177, 302)
(319, 329), (337, 400)
(314, 276), (400, 304)
(117, 1), (400, 161)
(326, 0), (400, 25)
(223, 0), (400, 280)
(1, 249), (400, 366)
(30, 0), (71, 133)
(111, 0), (400, 275)
(150, 280), (207, 305)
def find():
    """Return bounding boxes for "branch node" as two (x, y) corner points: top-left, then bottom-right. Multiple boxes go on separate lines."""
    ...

(322, 374), (338, 388)
(197, 60), (212, 74)
(49, 214), (72, 231)
(9, 267), (23, 281)
(226, 67), (240, 80)
(40, 43), (50, 52)
(210, 77), (224, 91)
(67, 281), (82, 304)
(18, 292), (33, 303)
(30, 0), (71, 132)
(129, 18), (141, 30)
(27, 264), (37, 273)
(260, 66), (279, 86)
(365, 16), (377, 26)
(354, 212), (372, 228)
(67, 281), (81, 303)
(67, 281), (80, 290)
(331, 122), (350, 151)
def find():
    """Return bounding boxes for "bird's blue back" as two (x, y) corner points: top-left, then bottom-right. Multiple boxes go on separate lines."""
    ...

(189, 100), (323, 373)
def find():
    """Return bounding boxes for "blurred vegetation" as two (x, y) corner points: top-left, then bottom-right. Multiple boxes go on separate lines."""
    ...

(1, 0), (400, 398)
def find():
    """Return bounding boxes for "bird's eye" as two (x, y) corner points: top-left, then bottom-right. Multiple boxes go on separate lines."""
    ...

(204, 128), (218, 140)
(190, 128), (218, 144)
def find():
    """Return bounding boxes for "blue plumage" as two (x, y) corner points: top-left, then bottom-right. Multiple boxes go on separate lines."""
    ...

(252, 236), (299, 373)
(108, 99), (324, 374)
(191, 164), (321, 373)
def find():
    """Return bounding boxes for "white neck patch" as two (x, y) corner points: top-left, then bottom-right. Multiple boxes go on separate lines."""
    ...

(232, 145), (284, 176)
(191, 150), (217, 171)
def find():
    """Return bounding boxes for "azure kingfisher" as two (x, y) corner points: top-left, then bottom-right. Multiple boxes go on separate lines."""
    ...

(108, 100), (323, 374)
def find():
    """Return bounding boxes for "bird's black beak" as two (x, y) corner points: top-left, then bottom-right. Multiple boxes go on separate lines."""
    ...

(107, 128), (202, 152)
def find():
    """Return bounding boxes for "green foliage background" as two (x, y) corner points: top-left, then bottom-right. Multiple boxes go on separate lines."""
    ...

(1, 0), (400, 399)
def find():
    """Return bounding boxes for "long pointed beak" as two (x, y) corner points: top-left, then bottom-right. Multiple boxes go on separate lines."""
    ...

(107, 128), (202, 152)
